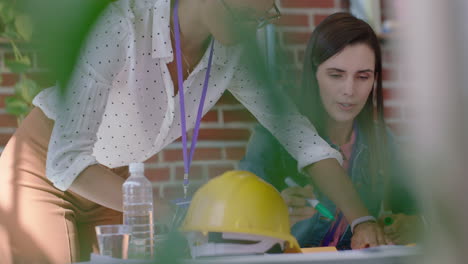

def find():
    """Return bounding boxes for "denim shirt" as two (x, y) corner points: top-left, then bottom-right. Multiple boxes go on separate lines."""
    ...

(239, 124), (415, 249)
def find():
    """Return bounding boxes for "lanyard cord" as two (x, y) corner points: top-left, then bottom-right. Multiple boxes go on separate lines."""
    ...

(322, 212), (343, 247)
(173, 0), (215, 198)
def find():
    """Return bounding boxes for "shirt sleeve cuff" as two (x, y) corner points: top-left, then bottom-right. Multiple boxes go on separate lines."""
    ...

(47, 155), (99, 191)
(297, 146), (344, 172)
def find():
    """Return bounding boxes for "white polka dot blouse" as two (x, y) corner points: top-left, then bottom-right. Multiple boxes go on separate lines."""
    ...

(32, 0), (342, 191)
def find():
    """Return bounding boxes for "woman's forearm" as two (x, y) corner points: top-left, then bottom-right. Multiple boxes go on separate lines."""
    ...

(69, 164), (174, 226)
(306, 158), (369, 222)
(69, 164), (125, 212)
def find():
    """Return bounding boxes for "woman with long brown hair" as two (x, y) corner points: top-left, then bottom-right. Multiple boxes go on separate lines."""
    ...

(241, 12), (419, 249)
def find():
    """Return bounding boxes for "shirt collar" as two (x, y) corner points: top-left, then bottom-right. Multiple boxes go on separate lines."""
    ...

(151, 0), (235, 66)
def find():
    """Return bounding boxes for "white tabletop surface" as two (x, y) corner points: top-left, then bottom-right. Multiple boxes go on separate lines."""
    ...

(76, 245), (422, 264)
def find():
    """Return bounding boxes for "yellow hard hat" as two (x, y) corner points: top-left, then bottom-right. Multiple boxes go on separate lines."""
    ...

(181, 170), (301, 255)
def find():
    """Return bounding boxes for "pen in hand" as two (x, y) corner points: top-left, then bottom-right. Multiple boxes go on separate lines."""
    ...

(285, 177), (335, 221)
(384, 216), (394, 226)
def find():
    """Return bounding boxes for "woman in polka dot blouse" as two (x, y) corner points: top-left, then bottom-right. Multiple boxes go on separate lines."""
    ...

(0, 0), (386, 262)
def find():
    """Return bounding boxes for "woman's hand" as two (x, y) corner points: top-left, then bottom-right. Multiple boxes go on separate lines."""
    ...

(379, 213), (423, 245)
(281, 185), (317, 226)
(351, 221), (393, 249)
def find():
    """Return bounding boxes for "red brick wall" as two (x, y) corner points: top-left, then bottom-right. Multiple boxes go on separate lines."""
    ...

(0, 0), (404, 200)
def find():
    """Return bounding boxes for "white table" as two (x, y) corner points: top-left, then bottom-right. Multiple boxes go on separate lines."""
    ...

(183, 245), (422, 264)
(77, 245), (422, 264)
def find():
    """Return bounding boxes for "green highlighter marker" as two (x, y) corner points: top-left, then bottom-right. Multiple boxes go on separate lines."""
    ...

(285, 177), (335, 221)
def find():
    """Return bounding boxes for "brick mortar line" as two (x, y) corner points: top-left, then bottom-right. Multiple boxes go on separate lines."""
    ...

(0, 68), (49, 74)
(0, 88), (15, 94)
(149, 160), (239, 167)
(334, 0), (340, 10)
(150, 157), (242, 166)
(277, 27), (314, 33)
(279, 46), (302, 68)
(160, 141), (249, 149)
(169, 165), (176, 181)
(276, 24), (313, 31)
(0, 127), (16, 133)
(0, 51), (4, 70)
(199, 123), (256, 129)
(154, 180), (207, 196)
(279, 8), (344, 14)
(281, 44), (308, 51)
(308, 15), (315, 30)
(158, 151), (164, 163)
(212, 104), (247, 111)
(221, 146), (227, 160)
(217, 107), (223, 125)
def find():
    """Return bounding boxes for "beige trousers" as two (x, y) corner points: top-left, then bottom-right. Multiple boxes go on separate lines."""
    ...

(0, 108), (128, 264)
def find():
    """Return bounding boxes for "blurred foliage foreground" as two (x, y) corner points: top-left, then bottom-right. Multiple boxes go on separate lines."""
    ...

(0, 0), (40, 123)
(0, 0), (110, 124)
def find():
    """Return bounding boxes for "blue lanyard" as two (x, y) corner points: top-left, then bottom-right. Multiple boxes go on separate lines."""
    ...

(321, 212), (343, 247)
(173, 0), (215, 198)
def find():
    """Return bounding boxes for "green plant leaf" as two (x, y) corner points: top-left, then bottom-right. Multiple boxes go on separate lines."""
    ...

(14, 14), (33, 41)
(5, 57), (31, 73)
(0, 3), (14, 24)
(14, 77), (41, 104)
(5, 96), (30, 117)
(2, 24), (19, 40)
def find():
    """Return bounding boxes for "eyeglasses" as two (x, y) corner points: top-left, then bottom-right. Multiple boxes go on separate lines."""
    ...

(220, 0), (281, 29)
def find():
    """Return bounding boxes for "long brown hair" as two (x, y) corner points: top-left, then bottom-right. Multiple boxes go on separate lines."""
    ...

(294, 12), (387, 192)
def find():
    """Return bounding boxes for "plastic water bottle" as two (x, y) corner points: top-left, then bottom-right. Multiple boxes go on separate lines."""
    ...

(123, 163), (154, 258)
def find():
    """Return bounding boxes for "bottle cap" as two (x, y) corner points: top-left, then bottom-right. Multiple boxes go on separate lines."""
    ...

(129, 162), (145, 174)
